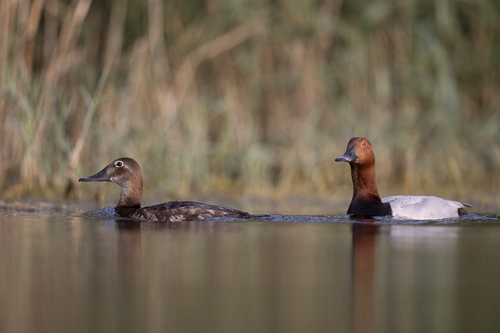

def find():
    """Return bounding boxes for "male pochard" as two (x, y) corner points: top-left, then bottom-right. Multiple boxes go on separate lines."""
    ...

(335, 137), (469, 220)
(79, 157), (251, 222)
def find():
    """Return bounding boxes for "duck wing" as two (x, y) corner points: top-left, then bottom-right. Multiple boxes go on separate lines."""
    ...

(382, 196), (468, 220)
(117, 200), (251, 222)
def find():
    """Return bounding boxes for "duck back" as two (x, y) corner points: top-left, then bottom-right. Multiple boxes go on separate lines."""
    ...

(382, 196), (468, 220)
(116, 200), (251, 222)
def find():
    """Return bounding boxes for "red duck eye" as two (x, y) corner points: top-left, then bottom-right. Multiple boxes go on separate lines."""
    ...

(362, 141), (367, 147)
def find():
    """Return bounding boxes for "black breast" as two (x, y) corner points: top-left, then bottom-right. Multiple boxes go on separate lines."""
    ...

(347, 200), (392, 218)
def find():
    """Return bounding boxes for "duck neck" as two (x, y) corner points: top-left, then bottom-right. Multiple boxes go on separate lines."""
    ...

(117, 180), (143, 208)
(350, 163), (382, 203)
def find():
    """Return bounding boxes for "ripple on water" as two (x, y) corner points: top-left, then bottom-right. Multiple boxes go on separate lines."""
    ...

(78, 210), (500, 225)
(247, 213), (500, 225)
(82, 206), (118, 218)
(3, 198), (495, 225)
(248, 214), (352, 223)
(0, 199), (83, 213)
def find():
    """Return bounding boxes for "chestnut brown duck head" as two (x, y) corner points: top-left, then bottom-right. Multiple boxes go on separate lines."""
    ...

(79, 157), (251, 222)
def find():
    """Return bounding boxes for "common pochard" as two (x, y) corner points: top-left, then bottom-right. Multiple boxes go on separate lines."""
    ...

(335, 137), (470, 220)
(79, 157), (251, 222)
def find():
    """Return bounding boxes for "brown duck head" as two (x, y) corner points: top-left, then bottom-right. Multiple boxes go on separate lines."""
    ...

(79, 157), (143, 208)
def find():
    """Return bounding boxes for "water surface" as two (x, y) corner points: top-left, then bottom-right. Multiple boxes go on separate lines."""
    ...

(0, 201), (499, 333)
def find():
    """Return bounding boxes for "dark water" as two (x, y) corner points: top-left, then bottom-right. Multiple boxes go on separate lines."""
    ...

(0, 201), (499, 333)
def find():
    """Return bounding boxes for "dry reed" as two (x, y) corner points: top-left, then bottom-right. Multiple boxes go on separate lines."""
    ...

(0, 0), (499, 207)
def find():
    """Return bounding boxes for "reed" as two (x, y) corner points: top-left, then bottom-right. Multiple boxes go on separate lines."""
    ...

(0, 0), (499, 206)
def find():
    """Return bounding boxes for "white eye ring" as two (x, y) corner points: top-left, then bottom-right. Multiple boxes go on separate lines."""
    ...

(115, 161), (123, 167)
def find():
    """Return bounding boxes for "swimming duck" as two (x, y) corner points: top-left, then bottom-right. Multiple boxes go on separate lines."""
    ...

(79, 157), (251, 222)
(335, 137), (470, 220)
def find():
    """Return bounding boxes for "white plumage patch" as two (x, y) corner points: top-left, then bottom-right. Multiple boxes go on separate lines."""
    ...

(382, 195), (464, 220)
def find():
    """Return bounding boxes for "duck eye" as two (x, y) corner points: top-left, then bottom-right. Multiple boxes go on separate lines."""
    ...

(115, 161), (123, 167)
(362, 141), (367, 147)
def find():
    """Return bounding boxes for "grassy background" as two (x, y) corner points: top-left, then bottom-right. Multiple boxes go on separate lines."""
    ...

(1, 0), (499, 208)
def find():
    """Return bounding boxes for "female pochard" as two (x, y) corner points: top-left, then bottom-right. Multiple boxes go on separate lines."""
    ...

(79, 157), (251, 222)
(335, 137), (469, 220)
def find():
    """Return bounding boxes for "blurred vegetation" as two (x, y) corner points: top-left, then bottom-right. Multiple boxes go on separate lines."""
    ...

(0, 0), (499, 205)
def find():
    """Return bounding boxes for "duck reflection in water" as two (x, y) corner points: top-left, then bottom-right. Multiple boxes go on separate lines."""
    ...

(351, 221), (379, 333)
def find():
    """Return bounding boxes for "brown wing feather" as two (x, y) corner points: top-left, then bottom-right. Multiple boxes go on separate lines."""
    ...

(116, 201), (251, 222)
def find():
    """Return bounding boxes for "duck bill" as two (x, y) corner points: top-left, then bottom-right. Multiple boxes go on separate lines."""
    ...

(335, 144), (357, 163)
(79, 165), (111, 182)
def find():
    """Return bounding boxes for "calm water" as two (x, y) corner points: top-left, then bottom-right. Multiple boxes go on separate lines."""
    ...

(0, 201), (499, 333)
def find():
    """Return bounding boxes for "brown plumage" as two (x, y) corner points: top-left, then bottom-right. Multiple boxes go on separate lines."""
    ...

(79, 157), (251, 222)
